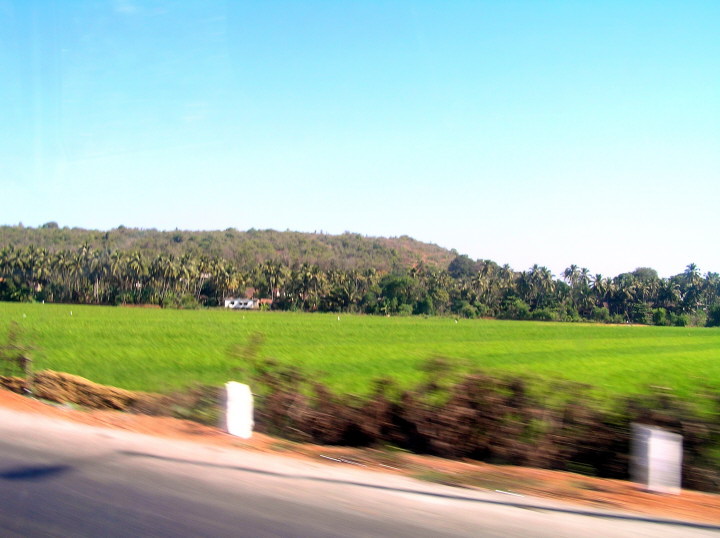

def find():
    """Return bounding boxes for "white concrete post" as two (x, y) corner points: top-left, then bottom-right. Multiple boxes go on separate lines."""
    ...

(632, 424), (682, 494)
(225, 382), (254, 439)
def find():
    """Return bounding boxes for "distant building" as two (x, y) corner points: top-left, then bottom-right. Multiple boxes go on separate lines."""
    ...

(224, 297), (256, 310)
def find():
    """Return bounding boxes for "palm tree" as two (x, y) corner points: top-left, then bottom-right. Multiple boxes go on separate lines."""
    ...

(194, 256), (213, 301)
(579, 267), (591, 288)
(108, 250), (128, 300)
(591, 274), (609, 306)
(212, 258), (233, 304)
(28, 247), (52, 296)
(682, 263), (703, 311)
(686, 263), (701, 282)
(228, 267), (247, 299)
(87, 249), (110, 304)
(68, 250), (87, 302)
(149, 254), (179, 305)
(563, 265), (580, 288)
(610, 273), (638, 320)
(126, 251), (147, 302)
(178, 254), (196, 296)
(525, 265), (555, 310)
(702, 272), (720, 310)
(657, 279), (682, 312)
(301, 263), (320, 306)
(260, 260), (288, 301)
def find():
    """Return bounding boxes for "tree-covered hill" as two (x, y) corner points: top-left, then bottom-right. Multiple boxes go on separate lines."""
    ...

(0, 224), (455, 272)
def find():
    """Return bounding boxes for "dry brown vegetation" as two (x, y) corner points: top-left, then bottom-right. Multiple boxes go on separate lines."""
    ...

(250, 361), (720, 492)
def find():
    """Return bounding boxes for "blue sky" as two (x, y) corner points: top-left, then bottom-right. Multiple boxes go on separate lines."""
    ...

(1, 0), (718, 278)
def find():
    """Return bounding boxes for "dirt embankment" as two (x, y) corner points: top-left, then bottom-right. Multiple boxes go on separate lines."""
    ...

(1, 374), (720, 525)
(0, 370), (193, 414)
(22, 371), (157, 410)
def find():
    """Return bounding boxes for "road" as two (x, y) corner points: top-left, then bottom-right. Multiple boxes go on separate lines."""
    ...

(0, 407), (717, 537)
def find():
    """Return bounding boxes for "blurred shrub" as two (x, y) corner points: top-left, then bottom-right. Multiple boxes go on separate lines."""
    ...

(243, 351), (720, 492)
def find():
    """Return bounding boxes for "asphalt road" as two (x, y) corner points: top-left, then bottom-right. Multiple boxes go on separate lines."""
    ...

(0, 407), (718, 537)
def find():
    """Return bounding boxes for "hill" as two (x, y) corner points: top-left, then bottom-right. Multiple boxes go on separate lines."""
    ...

(0, 224), (455, 272)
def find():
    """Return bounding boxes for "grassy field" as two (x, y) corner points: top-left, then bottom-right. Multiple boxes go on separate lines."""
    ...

(1, 302), (719, 401)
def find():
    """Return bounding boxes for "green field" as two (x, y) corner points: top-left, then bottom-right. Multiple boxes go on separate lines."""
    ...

(1, 302), (719, 400)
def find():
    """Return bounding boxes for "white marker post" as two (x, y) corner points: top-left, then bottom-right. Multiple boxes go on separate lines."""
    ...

(225, 382), (254, 439)
(632, 424), (682, 494)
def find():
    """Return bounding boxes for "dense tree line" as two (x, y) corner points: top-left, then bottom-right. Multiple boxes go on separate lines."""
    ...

(1, 243), (719, 326)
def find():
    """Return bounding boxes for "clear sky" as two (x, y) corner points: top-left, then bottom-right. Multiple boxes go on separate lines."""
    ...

(1, 0), (718, 278)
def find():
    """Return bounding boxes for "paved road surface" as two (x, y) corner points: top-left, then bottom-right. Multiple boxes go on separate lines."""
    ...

(0, 407), (717, 537)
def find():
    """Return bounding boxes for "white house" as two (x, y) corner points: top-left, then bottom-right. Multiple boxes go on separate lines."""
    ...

(224, 297), (256, 309)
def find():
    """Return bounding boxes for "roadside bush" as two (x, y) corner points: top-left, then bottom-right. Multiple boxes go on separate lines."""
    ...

(248, 363), (720, 491)
(229, 331), (720, 490)
(166, 385), (222, 426)
(0, 322), (32, 378)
